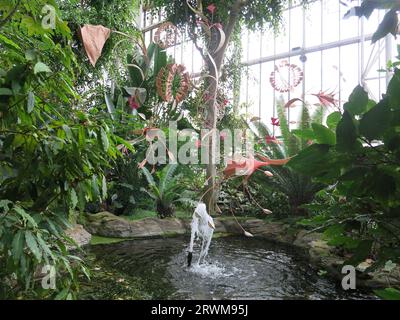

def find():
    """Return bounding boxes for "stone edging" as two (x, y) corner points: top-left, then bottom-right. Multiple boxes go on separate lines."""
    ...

(81, 211), (400, 290)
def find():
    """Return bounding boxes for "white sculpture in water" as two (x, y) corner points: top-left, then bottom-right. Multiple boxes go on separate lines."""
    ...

(187, 202), (215, 267)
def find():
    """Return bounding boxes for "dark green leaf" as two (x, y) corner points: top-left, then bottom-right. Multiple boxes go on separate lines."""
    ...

(287, 144), (332, 176)
(25, 231), (42, 262)
(359, 99), (392, 141)
(372, 9), (398, 44)
(336, 111), (358, 152)
(387, 68), (400, 109)
(12, 231), (25, 263)
(344, 85), (369, 115)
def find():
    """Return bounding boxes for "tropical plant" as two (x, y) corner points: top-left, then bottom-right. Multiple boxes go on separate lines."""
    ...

(288, 78), (400, 268)
(106, 152), (152, 216)
(141, 164), (196, 218)
(0, 0), (125, 298)
(248, 100), (326, 215)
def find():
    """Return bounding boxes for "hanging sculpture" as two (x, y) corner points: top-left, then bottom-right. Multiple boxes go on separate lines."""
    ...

(269, 60), (303, 93)
(79, 24), (111, 67)
(223, 155), (290, 181)
(156, 63), (191, 103)
(154, 21), (179, 49)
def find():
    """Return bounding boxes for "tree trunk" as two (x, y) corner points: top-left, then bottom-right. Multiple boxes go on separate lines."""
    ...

(203, 0), (242, 214)
(203, 59), (219, 214)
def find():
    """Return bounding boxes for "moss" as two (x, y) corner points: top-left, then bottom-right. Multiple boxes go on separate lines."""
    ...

(162, 231), (181, 238)
(212, 232), (235, 238)
(90, 235), (129, 245)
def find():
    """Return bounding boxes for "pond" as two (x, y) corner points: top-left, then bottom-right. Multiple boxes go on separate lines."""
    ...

(88, 236), (376, 300)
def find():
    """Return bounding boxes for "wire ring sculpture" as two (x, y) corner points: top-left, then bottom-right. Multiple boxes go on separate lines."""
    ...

(269, 60), (303, 93)
(156, 63), (191, 103)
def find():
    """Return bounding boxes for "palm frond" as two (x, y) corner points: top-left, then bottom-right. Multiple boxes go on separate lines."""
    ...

(142, 166), (156, 186)
(159, 164), (178, 195)
(277, 101), (299, 156)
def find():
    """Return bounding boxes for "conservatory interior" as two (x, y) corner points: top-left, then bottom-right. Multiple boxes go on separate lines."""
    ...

(1, 0), (400, 301)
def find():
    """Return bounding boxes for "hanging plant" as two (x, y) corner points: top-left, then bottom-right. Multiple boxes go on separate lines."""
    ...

(153, 22), (179, 49)
(156, 63), (191, 103)
(269, 60), (303, 93)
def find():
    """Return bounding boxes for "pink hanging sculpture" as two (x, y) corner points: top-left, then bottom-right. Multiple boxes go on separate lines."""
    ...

(79, 24), (111, 67)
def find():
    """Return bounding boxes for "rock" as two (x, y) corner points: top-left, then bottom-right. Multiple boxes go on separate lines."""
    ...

(219, 219), (242, 233)
(154, 218), (186, 236)
(65, 224), (91, 249)
(360, 266), (400, 288)
(84, 212), (187, 238)
(246, 220), (296, 243)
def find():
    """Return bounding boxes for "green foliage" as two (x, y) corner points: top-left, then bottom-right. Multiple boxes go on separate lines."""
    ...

(288, 78), (400, 267)
(249, 101), (325, 215)
(346, 1), (400, 44)
(218, 177), (291, 218)
(0, 0), (125, 298)
(58, 0), (141, 101)
(150, 0), (309, 33)
(374, 287), (400, 300)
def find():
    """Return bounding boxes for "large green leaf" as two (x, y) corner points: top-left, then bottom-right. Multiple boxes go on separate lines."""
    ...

(371, 9), (398, 44)
(25, 231), (42, 262)
(359, 99), (392, 141)
(344, 85), (369, 116)
(312, 123), (336, 145)
(387, 68), (400, 109)
(336, 111), (358, 153)
(326, 111), (341, 130)
(291, 128), (315, 140)
(374, 288), (400, 300)
(12, 231), (25, 263)
(287, 144), (332, 177)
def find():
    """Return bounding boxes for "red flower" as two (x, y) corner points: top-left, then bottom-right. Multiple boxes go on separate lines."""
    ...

(271, 117), (280, 126)
(207, 4), (216, 14)
(128, 96), (140, 110)
(223, 99), (229, 106)
(220, 131), (228, 140)
(265, 135), (279, 144)
(195, 140), (201, 148)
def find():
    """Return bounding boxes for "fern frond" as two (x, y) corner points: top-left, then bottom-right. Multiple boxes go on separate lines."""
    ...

(142, 166), (156, 186)
(160, 164), (178, 194)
